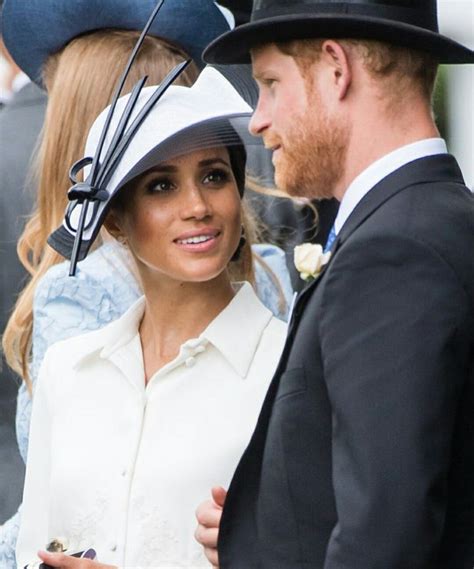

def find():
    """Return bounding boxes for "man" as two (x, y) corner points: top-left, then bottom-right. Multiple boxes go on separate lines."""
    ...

(196, 1), (474, 567)
(219, 0), (340, 290)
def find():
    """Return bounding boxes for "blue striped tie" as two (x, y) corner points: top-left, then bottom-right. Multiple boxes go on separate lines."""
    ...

(324, 224), (337, 253)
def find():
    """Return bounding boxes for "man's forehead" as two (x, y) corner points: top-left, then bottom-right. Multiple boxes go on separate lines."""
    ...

(251, 44), (286, 77)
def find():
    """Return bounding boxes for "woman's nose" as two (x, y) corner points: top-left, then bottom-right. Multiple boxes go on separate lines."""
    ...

(181, 185), (212, 220)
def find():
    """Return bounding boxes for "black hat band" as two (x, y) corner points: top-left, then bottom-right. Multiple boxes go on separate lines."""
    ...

(253, 1), (438, 32)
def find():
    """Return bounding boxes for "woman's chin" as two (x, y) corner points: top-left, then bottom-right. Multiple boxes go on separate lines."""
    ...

(145, 259), (230, 285)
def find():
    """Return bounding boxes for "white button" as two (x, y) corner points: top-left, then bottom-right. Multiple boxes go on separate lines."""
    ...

(109, 543), (117, 552)
(185, 357), (196, 368)
(121, 468), (127, 477)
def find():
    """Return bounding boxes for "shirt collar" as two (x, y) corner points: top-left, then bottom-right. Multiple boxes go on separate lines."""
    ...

(75, 282), (273, 379)
(202, 281), (273, 378)
(334, 138), (448, 234)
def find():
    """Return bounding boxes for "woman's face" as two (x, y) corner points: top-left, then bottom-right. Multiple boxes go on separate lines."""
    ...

(113, 147), (242, 284)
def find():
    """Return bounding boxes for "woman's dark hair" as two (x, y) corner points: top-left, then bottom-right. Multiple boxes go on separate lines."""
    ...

(227, 144), (247, 197)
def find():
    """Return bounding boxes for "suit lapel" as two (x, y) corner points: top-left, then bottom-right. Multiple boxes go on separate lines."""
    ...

(287, 153), (465, 341)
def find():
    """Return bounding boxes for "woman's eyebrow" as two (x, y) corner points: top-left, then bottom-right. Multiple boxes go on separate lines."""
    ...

(199, 158), (231, 168)
(151, 164), (178, 173)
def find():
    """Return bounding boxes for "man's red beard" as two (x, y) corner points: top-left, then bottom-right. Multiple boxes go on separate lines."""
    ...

(270, 102), (350, 200)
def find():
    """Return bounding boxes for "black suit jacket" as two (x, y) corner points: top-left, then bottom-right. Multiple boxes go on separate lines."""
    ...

(219, 154), (474, 569)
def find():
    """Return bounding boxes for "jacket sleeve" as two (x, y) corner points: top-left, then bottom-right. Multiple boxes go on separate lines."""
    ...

(15, 348), (56, 569)
(320, 233), (469, 568)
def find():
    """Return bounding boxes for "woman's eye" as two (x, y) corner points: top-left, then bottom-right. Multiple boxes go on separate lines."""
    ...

(202, 169), (230, 186)
(147, 178), (175, 193)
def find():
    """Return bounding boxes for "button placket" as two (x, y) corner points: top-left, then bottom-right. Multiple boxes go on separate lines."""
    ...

(182, 339), (207, 368)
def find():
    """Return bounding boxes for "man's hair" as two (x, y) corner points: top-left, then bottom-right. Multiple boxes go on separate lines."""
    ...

(277, 38), (439, 102)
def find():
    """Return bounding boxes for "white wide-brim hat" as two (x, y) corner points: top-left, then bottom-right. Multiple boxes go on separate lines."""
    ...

(48, 67), (261, 264)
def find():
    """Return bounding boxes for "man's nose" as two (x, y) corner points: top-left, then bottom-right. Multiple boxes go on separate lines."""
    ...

(249, 95), (270, 136)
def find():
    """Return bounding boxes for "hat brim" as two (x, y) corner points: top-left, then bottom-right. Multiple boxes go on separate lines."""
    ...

(48, 113), (260, 262)
(2, 0), (230, 85)
(204, 14), (474, 65)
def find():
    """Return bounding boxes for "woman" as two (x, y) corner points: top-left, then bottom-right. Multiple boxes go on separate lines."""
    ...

(17, 66), (287, 569)
(0, 1), (292, 565)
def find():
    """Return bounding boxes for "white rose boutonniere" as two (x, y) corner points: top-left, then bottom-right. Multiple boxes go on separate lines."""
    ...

(294, 243), (332, 282)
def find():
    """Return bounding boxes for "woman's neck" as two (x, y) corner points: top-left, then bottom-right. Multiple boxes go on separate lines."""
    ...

(138, 272), (235, 382)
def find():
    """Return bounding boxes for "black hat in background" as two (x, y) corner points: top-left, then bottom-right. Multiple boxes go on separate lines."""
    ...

(204, 0), (474, 65)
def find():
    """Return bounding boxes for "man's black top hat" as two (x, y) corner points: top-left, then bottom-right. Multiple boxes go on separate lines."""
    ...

(204, 0), (474, 65)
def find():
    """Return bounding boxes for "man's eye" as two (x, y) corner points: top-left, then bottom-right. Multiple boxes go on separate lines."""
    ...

(203, 169), (230, 185)
(262, 78), (277, 88)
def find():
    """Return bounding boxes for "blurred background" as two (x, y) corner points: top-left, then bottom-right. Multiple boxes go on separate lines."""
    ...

(438, 0), (474, 189)
(0, 0), (472, 527)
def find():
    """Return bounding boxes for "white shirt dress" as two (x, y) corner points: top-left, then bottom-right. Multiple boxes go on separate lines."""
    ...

(16, 282), (287, 568)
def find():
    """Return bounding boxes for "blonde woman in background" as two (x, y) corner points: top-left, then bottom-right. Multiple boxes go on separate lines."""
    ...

(0, 0), (293, 566)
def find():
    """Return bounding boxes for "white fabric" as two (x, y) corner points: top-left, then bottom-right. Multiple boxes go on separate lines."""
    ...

(334, 138), (448, 234)
(214, 3), (235, 29)
(17, 282), (286, 569)
(11, 71), (30, 94)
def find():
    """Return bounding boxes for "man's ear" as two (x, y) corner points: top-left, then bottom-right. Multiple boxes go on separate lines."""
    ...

(320, 40), (352, 100)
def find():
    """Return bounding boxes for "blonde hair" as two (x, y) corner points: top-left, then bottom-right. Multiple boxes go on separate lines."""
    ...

(2, 30), (199, 389)
(277, 38), (438, 102)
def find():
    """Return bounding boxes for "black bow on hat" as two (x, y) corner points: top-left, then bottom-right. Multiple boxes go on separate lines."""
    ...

(204, 0), (474, 65)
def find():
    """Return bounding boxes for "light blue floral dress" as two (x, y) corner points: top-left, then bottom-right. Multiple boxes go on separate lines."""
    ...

(0, 240), (292, 568)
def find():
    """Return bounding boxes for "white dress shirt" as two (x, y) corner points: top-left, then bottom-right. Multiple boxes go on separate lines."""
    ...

(17, 282), (286, 569)
(334, 138), (448, 235)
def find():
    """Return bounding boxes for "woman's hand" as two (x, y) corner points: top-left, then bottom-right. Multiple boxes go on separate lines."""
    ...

(37, 550), (117, 569)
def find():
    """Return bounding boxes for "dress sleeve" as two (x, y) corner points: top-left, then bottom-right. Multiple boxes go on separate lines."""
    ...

(252, 244), (294, 321)
(15, 348), (55, 569)
(0, 510), (22, 569)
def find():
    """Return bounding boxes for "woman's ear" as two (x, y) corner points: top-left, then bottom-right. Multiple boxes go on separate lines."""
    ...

(104, 210), (126, 243)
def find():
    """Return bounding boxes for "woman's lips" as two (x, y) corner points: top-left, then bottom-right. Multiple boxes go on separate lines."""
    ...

(174, 230), (221, 253)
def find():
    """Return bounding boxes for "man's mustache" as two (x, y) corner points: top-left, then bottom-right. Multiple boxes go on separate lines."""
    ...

(262, 134), (282, 150)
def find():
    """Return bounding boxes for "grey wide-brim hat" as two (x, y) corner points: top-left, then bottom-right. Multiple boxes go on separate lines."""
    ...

(2, 0), (231, 84)
(48, 67), (262, 265)
(204, 0), (474, 65)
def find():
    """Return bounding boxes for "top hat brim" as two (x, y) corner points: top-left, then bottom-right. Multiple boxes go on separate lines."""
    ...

(204, 14), (474, 65)
(2, 0), (230, 85)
